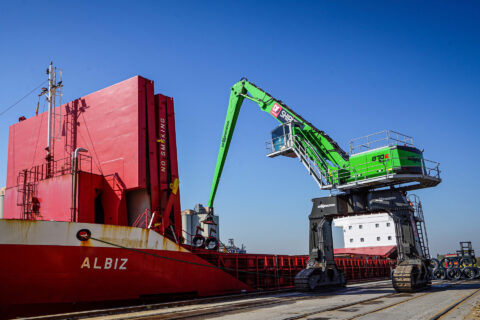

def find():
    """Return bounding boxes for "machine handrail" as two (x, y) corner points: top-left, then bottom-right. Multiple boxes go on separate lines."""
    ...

(349, 130), (415, 155)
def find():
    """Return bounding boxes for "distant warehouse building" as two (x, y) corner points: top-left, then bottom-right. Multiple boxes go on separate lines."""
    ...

(334, 213), (396, 248)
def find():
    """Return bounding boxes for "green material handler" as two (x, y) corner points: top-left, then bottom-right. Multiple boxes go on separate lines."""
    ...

(207, 79), (441, 292)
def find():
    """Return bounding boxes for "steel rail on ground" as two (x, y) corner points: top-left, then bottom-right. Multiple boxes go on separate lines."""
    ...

(22, 280), (394, 320)
(284, 280), (471, 320)
(428, 287), (480, 320)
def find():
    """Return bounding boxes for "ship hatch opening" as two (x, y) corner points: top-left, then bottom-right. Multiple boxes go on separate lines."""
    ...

(94, 190), (105, 224)
(126, 188), (151, 227)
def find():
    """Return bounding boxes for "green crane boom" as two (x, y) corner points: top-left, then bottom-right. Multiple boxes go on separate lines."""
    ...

(207, 79), (440, 208)
(207, 79), (349, 207)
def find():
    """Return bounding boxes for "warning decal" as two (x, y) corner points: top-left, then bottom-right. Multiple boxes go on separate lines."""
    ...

(270, 103), (282, 118)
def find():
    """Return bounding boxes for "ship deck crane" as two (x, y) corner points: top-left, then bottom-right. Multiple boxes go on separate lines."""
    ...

(207, 79), (441, 292)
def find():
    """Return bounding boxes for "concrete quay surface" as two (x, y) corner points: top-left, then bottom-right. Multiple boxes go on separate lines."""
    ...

(28, 279), (480, 320)
(207, 280), (480, 320)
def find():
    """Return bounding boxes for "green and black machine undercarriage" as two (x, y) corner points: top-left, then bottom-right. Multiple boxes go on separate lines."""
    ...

(207, 79), (441, 292)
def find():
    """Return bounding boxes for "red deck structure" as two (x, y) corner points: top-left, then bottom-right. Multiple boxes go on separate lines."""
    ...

(194, 250), (396, 290)
(4, 76), (182, 238)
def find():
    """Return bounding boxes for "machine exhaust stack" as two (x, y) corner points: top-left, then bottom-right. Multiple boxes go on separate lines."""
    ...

(71, 147), (88, 222)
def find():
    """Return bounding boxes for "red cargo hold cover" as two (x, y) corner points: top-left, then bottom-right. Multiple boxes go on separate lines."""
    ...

(334, 245), (397, 258)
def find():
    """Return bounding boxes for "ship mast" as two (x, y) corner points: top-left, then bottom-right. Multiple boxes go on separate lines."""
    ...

(40, 62), (63, 176)
(46, 63), (53, 163)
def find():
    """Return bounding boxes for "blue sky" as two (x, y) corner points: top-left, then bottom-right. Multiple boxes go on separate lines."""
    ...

(0, 1), (479, 255)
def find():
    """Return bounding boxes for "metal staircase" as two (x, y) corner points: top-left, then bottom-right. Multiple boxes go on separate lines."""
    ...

(408, 194), (431, 259)
(16, 169), (38, 219)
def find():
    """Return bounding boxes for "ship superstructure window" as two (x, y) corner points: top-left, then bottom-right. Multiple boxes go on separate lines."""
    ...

(333, 213), (397, 250)
(377, 237), (381, 241)
(360, 238), (364, 242)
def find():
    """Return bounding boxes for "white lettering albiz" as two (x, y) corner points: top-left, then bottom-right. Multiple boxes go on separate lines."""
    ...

(80, 257), (128, 270)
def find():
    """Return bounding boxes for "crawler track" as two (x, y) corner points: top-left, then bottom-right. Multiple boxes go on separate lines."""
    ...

(392, 264), (429, 292)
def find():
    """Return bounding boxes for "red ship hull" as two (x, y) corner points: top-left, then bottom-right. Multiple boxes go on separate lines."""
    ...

(0, 219), (396, 318)
(0, 220), (253, 318)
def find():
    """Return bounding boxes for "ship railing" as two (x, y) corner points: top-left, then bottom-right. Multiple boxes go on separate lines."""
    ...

(131, 209), (154, 228)
(182, 225), (220, 250)
(190, 251), (396, 290)
(15, 154), (93, 218)
(349, 130), (415, 155)
(16, 154), (92, 186)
